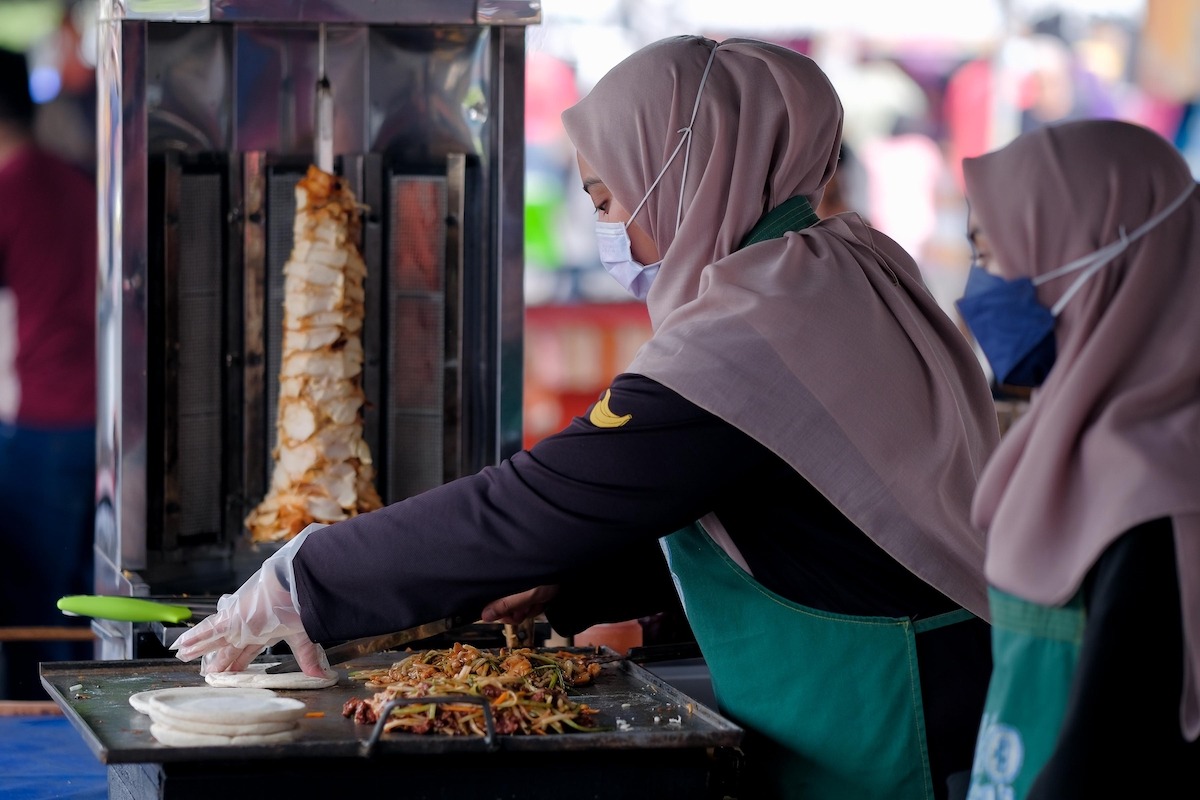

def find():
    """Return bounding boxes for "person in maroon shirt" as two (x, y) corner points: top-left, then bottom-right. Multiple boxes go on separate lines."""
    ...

(0, 47), (97, 700)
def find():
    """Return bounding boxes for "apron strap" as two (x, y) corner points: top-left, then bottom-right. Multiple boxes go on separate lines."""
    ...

(737, 194), (819, 249)
(912, 607), (977, 634)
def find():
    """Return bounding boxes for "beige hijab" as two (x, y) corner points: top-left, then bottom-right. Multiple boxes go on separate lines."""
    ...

(562, 36), (1000, 619)
(963, 119), (1200, 740)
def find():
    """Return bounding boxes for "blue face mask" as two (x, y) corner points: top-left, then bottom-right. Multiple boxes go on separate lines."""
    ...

(955, 267), (1056, 387)
(956, 183), (1194, 388)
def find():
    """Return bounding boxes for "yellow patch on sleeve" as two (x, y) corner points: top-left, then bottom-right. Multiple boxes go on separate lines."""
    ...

(588, 388), (632, 428)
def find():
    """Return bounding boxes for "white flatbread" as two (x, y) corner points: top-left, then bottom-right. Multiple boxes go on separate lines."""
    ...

(204, 662), (337, 690)
(129, 689), (176, 715)
(150, 721), (299, 747)
(129, 686), (277, 715)
(146, 711), (298, 736)
(147, 687), (308, 725)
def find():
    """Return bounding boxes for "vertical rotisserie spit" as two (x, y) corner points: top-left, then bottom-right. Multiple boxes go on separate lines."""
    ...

(245, 165), (383, 543)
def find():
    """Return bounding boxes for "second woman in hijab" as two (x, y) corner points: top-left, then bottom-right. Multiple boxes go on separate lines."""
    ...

(957, 118), (1200, 799)
(174, 35), (1000, 799)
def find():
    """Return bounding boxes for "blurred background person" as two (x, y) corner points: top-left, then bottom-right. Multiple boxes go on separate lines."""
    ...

(0, 46), (97, 700)
(30, 0), (98, 175)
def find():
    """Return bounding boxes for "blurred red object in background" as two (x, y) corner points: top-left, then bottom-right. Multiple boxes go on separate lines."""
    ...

(522, 301), (651, 450)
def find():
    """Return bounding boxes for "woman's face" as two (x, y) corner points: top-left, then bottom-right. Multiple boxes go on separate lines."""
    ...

(577, 152), (661, 266)
(967, 221), (1003, 278)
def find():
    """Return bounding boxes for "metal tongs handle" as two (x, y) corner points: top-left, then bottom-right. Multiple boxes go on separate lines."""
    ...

(361, 695), (497, 757)
(263, 614), (471, 674)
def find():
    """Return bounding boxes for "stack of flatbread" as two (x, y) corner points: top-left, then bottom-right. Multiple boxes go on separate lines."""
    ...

(245, 165), (384, 543)
(130, 687), (309, 747)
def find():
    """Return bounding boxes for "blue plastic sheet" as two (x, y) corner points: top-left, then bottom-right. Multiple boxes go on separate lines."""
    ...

(0, 716), (106, 799)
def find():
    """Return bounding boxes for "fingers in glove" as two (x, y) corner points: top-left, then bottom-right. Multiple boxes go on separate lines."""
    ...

(285, 635), (336, 679)
(200, 644), (265, 676)
(170, 614), (230, 662)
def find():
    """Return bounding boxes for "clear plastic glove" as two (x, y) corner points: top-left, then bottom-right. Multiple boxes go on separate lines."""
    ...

(170, 524), (335, 679)
(480, 585), (560, 625)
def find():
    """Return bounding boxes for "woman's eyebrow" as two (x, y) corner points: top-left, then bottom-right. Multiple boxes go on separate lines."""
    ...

(582, 176), (603, 194)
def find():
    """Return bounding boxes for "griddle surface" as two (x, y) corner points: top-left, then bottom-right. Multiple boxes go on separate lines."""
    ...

(40, 648), (741, 765)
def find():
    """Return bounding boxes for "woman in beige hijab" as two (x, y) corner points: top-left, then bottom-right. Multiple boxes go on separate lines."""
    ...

(957, 119), (1200, 798)
(174, 36), (999, 799)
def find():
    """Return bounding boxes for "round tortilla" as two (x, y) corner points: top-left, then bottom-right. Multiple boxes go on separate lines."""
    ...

(146, 711), (298, 736)
(147, 687), (308, 725)
(204, 662), (338, 690)
(129, 689), (176, 715)
(129, 686), (276, 715)
(150, 721), (299, 748)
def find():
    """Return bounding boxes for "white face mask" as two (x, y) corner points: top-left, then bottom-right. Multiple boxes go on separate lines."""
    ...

(593, 43), (721, 301)
(595, 220), (661, 300)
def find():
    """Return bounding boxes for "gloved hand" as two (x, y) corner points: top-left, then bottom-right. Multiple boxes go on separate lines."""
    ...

(171, 523), (335, 678)
(480, 584), (560, 625)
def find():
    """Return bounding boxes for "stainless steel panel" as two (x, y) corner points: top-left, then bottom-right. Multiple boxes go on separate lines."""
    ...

(145, 23), (232, 152)
(115, 0), (541, 25)
(211, 0), (477, 25)
(97, 18), (153, 591)
(492, 25), (526, 462)
(96, 12), (527, 613)
(236, 26), (368, 158)
(476, 0), (543, 26)
(368, 28), (490, 162)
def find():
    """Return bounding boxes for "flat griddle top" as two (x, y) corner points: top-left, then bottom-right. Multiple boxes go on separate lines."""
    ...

(40, 648), (742, 765)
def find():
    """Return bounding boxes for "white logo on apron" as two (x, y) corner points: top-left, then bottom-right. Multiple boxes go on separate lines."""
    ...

(968, 713), (1023, 800)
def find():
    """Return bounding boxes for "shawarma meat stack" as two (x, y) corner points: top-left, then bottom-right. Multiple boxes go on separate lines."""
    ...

(245, 165), (383, 543)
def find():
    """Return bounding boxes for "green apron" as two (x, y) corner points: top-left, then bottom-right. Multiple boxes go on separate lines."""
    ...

(966, 587), (1083, 800)
(657, 196), (976, 797)
(662, 522), (974, 799)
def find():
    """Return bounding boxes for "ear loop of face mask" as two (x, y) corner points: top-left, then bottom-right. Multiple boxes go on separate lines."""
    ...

(622, 42), (722, 237)
(1034, 182), (1195, 314)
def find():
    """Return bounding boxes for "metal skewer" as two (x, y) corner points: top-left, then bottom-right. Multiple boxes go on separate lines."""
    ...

(315, 23), (334, 172)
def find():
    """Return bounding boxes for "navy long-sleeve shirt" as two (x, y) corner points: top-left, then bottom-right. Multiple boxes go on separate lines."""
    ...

(292, 372), (992, 794)
(293, 372), (956, 643)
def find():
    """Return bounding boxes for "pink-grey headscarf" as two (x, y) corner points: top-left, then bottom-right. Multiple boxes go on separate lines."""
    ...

(963, 119), (1200, 740)
(562, 36), (1000, 619)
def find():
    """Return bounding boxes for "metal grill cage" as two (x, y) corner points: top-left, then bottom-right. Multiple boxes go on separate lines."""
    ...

(94, 10), (529, 659)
